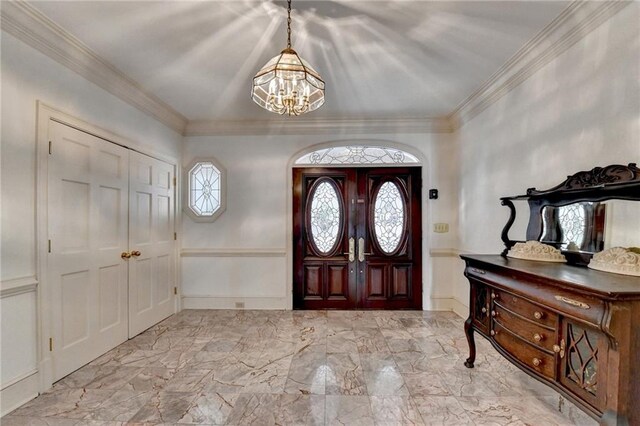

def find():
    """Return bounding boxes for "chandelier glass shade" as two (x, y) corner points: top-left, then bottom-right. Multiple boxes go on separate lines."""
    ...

(251, 0), (325, 116)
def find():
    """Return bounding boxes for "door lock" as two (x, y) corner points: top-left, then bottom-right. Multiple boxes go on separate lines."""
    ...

(344, 238), (355, 262)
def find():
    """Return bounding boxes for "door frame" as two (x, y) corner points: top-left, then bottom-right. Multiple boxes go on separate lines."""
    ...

(285, 140), (431, 311)
(35, 102), (180, 392)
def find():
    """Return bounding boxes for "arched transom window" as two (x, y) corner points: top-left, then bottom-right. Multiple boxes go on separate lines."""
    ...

(295, 145), (419, 165)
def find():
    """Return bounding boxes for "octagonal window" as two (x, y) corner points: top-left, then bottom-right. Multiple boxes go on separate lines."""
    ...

(184, 158), (226, 222)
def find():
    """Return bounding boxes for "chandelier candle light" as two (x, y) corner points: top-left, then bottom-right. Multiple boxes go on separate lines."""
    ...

(251, 0), (325, 116)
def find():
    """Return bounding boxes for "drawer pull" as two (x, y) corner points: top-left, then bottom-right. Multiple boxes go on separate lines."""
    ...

(532, 357), (542, 367)
(533, 311), (544, 320)
(554, 295), (590, 310)
(491, 292), (498, 300)
(490, 330), (497, 336)
(491, 310), (498, 318)
(533, 333), (544, 342)
(481, 307), (487, 314)
(472, 268), (486, 275)
(553, 339), (566, 359)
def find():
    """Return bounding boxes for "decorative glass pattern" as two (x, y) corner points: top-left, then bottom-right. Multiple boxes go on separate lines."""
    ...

(310, 181), (341, 254)
(565, 323), (599, 396)
(189, 162), (221, 216)
(557, 204), (587, 249)
(373, 181), (405, 253)
(295, 146), (420, 165)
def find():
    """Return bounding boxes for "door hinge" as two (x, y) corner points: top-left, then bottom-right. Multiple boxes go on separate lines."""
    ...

(48, 239), (52, 253)
(173, 176), (176, 186)
(174, 287), (178, 295)
(174, 232), (177, 241)
(48, 141), (52, 155)
(49, 337), (53, 351)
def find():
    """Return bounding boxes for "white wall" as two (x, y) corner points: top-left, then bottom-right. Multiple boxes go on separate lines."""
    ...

(181, 132), (460, 311)
(454, 4), (640, 308)
(0, 32), (182, 415)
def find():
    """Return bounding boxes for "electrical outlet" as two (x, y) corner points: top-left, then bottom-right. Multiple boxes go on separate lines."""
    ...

(235, 302), (245, 309)
(433, 223), (449, 233)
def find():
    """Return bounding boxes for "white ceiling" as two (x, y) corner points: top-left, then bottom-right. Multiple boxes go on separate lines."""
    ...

(30, 1), (569, 121)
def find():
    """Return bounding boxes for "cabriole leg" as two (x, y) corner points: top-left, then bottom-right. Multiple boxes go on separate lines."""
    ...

(464, 316), (476, 368)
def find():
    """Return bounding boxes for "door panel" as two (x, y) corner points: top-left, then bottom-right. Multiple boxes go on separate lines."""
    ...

(293, 167), (421, 310)
(293, 169), (357, 309)
(48, 121), (129, 380)
(128, 151), (175, 337)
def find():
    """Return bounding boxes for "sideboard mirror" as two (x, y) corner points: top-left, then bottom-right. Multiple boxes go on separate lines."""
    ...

(501, 163), (640, 265)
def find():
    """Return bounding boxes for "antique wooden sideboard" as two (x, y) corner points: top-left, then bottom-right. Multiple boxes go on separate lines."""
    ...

(461, 164), (640, 425)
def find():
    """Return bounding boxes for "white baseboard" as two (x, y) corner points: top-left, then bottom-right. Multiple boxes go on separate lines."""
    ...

(182, 296), (288, 310)
(1, 371), (39, 416)
(425, 297), (468, 319)
(450, 297), (469, 319)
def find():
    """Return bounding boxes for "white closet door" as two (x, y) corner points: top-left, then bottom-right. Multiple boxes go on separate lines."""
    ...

(128, 151), (175, 337)
(48, 121), (129, 380)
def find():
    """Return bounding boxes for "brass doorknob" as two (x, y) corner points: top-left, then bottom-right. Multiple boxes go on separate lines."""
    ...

(121, 252), (131, 259)
(131, 250), (141, 257)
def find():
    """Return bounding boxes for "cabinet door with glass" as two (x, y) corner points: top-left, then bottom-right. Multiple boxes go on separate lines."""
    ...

(558, 319), (608, 413)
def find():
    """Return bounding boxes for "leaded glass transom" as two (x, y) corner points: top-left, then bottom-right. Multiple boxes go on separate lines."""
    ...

(295, 146), (420, 165)
(309, 181), (341, 254)
(373, 181), (405, 254)
(189, 161), (221, 217)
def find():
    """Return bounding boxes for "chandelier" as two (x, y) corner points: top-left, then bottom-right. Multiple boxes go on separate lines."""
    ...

(251, 0), (325, 116)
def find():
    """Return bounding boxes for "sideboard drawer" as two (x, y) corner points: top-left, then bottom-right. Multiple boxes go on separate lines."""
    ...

(491, 289), (557, 329)
(493, 304), (557, 353)
(493, 321), (555, 380)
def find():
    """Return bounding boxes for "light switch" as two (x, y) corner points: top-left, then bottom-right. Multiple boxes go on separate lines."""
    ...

(434, 223), (449, 233)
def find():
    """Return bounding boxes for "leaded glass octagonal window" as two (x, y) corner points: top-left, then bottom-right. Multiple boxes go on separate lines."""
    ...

(184, 158), (226, 222)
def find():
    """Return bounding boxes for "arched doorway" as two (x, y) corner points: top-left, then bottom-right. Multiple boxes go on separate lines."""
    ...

(292, 145), (422, 310)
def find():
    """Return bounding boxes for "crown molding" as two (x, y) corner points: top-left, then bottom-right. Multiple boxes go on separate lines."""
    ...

(1, 0), (188, 134)
(449, 1), (631, 130)
(1, 0), (629, 136)
(184, 116), (454, 136)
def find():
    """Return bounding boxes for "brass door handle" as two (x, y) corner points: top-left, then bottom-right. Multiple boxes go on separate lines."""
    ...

(344, 238), (355, 262)
(131, 250), (141, 257)
(121, 251), (131, 259)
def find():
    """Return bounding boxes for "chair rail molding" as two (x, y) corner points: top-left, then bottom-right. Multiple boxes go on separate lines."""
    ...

(181, 248), (286, 258)
(0, 0), (188, 134)
(0, 276), (38, 298)
(448, 1), (630, 129)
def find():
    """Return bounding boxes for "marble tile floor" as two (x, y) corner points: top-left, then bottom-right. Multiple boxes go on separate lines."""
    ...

(4, 310), (597, 426)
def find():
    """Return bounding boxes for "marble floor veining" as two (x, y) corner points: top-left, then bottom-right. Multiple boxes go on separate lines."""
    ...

(4, 310), (597, 425)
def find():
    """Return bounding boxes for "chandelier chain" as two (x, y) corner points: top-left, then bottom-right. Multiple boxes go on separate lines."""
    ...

(287, 0), (292, 48)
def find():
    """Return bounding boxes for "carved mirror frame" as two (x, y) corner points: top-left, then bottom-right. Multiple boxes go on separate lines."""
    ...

(500, 163), (640, 265)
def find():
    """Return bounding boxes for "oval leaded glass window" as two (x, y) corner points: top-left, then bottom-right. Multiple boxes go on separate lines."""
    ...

(373, 181), (405, 254)
(309, 180), (342, 254)
(184, 158), (226, 222)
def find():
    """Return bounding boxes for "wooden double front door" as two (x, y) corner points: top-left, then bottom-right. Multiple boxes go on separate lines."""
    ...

(293, 167), (422, 310)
